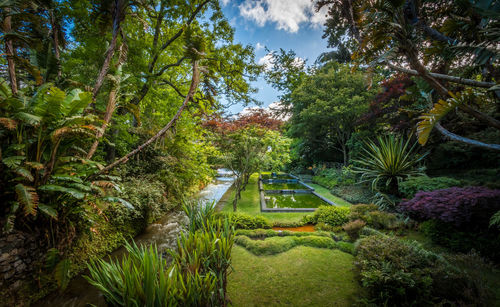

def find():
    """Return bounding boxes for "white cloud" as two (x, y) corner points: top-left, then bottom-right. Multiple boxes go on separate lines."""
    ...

(255, 42), (265, 51)
(220, 0), (230, 6)
(257, 53), (275, 70)
(238, 101), (290, 121)
(238, 0), (327, 33)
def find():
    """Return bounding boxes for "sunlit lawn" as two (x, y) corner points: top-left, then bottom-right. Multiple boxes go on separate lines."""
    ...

(218, 174), (352, 223)
(228, 245), (360, 307)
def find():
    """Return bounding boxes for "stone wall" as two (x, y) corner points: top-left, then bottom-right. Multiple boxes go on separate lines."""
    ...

(0, 231), (46, 296)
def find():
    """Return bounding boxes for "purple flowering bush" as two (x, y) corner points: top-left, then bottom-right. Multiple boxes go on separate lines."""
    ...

(399, 187), (500, 228)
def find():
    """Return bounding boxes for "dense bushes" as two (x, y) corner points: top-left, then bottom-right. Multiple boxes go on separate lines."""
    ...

(303, 206), (350, 226)
(400, 187), (500, 228)
(355, 235), (490, 306)
(349, 204), (401, 230)
(331, 185), (374, 204)
(312, 167), (355, 189)
(398, 176), (461, 198)
(420, 220), (500, 262)
(218, 212), (272, 229)
(343, 220), (366, 241)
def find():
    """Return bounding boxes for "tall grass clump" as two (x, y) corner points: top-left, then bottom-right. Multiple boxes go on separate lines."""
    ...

(85, 201), (234, 306)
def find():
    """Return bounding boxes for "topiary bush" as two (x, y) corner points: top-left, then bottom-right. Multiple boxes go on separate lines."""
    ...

(306, 206), (350, 227)
(355, 235), (490, 306)
(399, 187), (500, 229)
(343, 219), (366, 241)
(398, 176), (461, 198)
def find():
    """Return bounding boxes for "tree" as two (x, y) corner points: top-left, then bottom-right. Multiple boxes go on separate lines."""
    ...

(288, 62), (379, 165)
(317, 0), (500, 151)
(220, 126), (290, 211)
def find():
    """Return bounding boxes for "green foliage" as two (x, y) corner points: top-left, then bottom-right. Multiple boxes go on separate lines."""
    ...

(234, 234), (353, 256)
(420, 220), (500, 262)
(353, 135), (427, 194)
(305, 205), (350, 227)
(312, 166), (356, 189)
(343, 219), (366, 241)
(86, 203), (235, 306)
(236, 228), (332, 238)
(355, 235), (489, 306)
(218, 212), (272, 230)
(286, 62), (379, 165)
(349, 204), (401, 230)
(490, 211), (500, 228)
(331, 185), (374, 204)
(399, 176), (462, 199)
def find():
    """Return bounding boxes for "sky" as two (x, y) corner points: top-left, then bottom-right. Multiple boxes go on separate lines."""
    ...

(220, 0), (331, 114)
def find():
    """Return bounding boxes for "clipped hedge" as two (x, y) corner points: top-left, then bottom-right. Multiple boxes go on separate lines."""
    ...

(216, 212), (272, 229)
(399, 176), (461, 199)
(303, 205), (350, 226)
(235, 235), (354, 256)
(235, 228), (331, 238)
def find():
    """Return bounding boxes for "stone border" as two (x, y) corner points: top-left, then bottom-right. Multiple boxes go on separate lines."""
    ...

(259, 173), (338, 212)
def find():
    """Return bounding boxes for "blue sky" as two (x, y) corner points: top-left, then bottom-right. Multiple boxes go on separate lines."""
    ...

(220, 0), (330, 114)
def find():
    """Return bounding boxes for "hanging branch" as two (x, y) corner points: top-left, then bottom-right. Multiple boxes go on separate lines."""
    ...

(91, 60), (200, 176)
(92, 0), (125, 100)
(3, 7), (18, 95)
(86, 38), (128, 159)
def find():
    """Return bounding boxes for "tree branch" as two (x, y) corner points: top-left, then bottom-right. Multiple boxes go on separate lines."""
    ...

(435, 123), (500, 151)
(92, 60), (200, 176)
(385, 62), (496, 89)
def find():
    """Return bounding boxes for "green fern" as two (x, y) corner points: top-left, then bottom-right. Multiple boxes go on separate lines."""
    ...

(15, 184), (39, 215)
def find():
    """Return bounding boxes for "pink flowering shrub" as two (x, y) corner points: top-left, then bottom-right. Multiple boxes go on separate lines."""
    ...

(399, 187), (500, 228)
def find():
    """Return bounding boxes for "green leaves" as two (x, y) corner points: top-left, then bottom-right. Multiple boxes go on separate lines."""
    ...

(38, 184), (86, 199)
(54, 259), (71, 290)
(15, 184), (39, 215)
(353, 135), (427, 192)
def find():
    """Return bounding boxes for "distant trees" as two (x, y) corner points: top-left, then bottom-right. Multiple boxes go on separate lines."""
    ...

(286, 62), (378, 165)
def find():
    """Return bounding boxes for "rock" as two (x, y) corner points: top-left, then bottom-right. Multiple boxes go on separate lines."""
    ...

(10, 280), (22, 290)
(15, 263), (27, 272)
(0, 253), (9, 262)
(4, 269), (15, 279)
(13, 260), (23, 267)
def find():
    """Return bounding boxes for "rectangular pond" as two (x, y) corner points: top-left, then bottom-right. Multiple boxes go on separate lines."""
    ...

(265, 194), (329, 209)
(262, 182), (310, 190)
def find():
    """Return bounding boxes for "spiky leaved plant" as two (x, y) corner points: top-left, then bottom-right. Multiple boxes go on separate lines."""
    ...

(353, 135), (427, 195)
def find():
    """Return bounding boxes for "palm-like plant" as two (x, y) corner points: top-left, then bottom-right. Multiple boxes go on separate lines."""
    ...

(353, 135), (427, 195)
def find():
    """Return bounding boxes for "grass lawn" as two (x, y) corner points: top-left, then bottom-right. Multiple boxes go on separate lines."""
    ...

(308, 183), (352, 207)
(218, 174), (353, 224)
(219, 174), (306, 223)
(228, 245), (360, 307)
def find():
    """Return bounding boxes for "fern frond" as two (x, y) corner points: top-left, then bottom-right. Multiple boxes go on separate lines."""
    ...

(15, 184), (39, 215)
(14, 167), (34, 182)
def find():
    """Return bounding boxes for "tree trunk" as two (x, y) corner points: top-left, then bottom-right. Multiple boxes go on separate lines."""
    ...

(92, 0), (123, 100)
(49, 9), (62, 79)
(3, 8), (18, 95)
(91, 60), (200, 176)
(87, 43), (127, 159)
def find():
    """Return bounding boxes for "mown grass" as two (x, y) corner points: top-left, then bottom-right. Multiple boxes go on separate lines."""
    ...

(219, 174), (305, 223)
(308, 183), (352, 207)
(228, 245), (360, 307)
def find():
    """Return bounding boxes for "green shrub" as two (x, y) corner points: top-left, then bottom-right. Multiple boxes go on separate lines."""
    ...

(355, 235), (488, 306)
(307, 206), (350, 226)
(399, 176), (461, 198)
(358, 227), (385, 237)
(343, 219), (366, 241)
(366, 211), (400, 230)
(312, 167), (355, 189)
(218, 212), (272, 229)
(420, 220), (500, 262)
(349, 204), (378, 220)
(106, 177), (171, 234)
(331, 185), (374, 204)
(236, 229), (331, 238)
(234, 234), (353, 255)
(314, 222), (343, 232)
